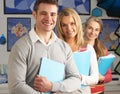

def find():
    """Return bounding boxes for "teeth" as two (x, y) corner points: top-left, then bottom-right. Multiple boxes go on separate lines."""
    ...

(43, 22), (52, 26)
(67, 31), (74, 34)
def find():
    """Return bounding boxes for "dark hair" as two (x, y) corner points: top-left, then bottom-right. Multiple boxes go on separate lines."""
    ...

(33, 0), (58, 12)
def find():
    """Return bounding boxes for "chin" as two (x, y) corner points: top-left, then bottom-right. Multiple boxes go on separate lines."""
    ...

(88, 37), (95, 40)
(44, 27), (53, 31)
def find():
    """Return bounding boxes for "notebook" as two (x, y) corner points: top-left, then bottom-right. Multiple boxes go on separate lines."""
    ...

(39, 57), (65, 82)
(98, 54), (115, 75)
(73, 50), (91, 75)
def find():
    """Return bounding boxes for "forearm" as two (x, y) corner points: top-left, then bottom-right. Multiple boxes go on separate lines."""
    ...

(81, 45), (99, 85)
(81, 74), (98, 86)
(8, 81), (40, 94)
(81, 62), (99, 85)
(8, 47), (40, 94)
(52, 56), (81, 92)
(8, 61), (40, 94)
(52, 76), (81, 92)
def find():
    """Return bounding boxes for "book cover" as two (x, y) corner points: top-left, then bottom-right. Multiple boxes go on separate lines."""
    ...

(39, 57), (65, 82)
(98, 54), (116, 75)
(73, 50), (91, 75)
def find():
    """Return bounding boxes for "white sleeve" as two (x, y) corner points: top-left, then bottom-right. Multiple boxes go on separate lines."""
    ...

(81, 44), (99, 86)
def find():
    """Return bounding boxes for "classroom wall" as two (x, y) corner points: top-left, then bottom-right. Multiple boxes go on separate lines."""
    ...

(0, 0), (120, 70)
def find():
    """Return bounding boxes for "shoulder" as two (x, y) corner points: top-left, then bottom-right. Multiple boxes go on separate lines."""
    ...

(55, 38), (72, 52)
(87, 44), (94, 50)
(11, 33), (32, 51)
(86, 44), (97, 56)
(56, 38), (70, 48)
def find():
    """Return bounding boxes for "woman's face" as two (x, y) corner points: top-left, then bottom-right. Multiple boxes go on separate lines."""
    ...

(60, 15), (77, 39)
(84, 21), (101, 41)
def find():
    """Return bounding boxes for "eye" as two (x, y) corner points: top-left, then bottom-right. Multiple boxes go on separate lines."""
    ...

(61, 23), (67, 27)
(71, 22), (75, 26)
(40, 11), (47, 15)
(51, 13), (57, 17)
(88, 26), (92, 29)
(95, 29), (100, 32)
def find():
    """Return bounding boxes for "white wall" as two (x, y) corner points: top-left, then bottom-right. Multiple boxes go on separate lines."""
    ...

(0, 0), (34, 64)
(0, 0), (120, 70)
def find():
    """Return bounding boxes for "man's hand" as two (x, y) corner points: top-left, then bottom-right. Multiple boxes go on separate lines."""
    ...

(33, 75), (52, 92)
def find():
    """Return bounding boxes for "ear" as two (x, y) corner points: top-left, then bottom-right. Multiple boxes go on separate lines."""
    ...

(32, 11), (37, 19)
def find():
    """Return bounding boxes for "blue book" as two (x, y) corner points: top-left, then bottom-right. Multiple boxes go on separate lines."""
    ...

(39, 57), (65, 82)
(73, 50), (91, 75)
(98, 54), (115, 75)
(39, 57), (65, 94)
(73, 50), (91, 88)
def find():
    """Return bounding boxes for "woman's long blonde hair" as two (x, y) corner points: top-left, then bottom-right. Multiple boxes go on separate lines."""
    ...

(57, 8), (84, 46)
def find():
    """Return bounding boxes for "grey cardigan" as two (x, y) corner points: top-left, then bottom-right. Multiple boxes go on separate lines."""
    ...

(8, 29), (81, 94)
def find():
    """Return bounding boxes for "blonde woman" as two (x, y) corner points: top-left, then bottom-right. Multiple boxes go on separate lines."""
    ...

(84, 16), (112, 94)
(57, 8), (99, 94)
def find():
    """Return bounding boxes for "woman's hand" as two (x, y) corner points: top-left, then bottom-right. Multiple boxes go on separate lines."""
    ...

(98, 74), (105, 84)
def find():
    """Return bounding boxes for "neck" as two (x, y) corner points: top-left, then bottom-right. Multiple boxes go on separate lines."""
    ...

(65, 38), (79, 52)
(85, 38), (95, 46)
(35, 27), (52, 44)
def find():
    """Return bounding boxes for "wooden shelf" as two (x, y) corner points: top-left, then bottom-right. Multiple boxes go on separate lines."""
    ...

(0, 83), (9, 94)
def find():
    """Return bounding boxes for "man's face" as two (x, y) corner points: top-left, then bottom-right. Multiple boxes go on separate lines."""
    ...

(33, 3), (58, 32)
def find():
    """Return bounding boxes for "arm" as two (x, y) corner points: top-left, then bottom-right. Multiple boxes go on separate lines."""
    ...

(52, 54), (81, 92)
(8, 43), (40, 94)
(98, 69), (112, 84)
(81, 44), (99, 85)
(34, 42), (81, 93)
(33, 54), (81, 93)
(91, 50), (112, 84)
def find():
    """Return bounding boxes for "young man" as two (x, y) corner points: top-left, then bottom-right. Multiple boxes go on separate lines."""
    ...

(8, 0), (81, 94)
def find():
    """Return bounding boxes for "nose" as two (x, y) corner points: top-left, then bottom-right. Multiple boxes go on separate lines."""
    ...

(67, 25), (72, 31)
(91, 29), (95, 34)
(45, 14), (52, 21)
